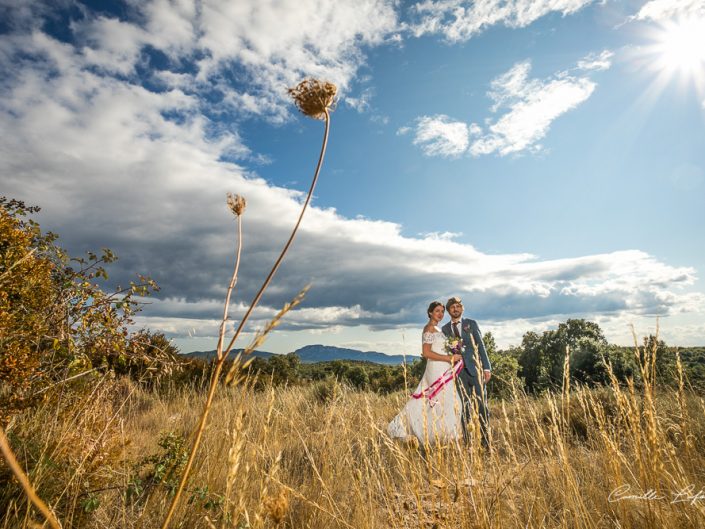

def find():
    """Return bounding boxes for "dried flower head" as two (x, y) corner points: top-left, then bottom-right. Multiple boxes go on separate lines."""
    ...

(263, 490), (289, 525)
(288, 78), (337, 120)
(226, 193), (246, 217)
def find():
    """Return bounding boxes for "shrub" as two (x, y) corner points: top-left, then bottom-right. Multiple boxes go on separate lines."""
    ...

(0, 197), (170, 423)
(0, 199), (56, 421)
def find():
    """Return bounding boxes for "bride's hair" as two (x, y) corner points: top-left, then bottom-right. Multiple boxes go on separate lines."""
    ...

(427, 301), (443, 319)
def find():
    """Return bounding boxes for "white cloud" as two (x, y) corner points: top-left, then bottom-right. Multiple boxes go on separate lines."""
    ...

(345, 87), (374, 113)
(6, 0), (400, 122)
(411, 114), (470, 157)
(78, 16), (148, 75)
(370, 114), (390, 125)
(191, 0), (399, 120)
(408, 0), (596, 42)
(405, 52), (609, 157)
(635, 0), (705, 21)
(420, 231), (463, 241)
(470, 60), (596, 156)
(576, 50), (614, 71)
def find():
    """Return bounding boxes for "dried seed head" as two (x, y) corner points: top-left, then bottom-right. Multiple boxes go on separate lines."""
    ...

(227, 193), (246, 217)
(288, 78), (337, 120)
(263, 490), (289, 525)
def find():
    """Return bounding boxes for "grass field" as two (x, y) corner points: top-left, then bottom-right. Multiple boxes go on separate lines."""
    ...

(2, 362), (705, 529)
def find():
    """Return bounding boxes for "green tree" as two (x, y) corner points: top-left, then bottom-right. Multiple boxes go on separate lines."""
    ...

(264, 353), (301, 386)
(602, 344), (637, 384)
(518, 331), (547, 393)
(518, 319), (608, 393)
(483, 331), (497, 356)
(488, 347), (522, 400)
(330, 360), (348, 379)
(345, 365), (369, 389)
(643, 335), (674, 385)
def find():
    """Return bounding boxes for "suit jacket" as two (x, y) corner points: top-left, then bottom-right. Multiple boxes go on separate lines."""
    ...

(442, 318), (491, 377)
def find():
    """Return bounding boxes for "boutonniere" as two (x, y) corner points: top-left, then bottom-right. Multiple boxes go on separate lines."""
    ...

(462, 323), (470, 333)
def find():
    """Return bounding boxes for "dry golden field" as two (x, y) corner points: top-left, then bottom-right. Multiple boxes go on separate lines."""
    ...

(2, 364), (705, 529)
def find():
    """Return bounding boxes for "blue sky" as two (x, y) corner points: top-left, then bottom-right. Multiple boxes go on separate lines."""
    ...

(1, 0), (704, 356)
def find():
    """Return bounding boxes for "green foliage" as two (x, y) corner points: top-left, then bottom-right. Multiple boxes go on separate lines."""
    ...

(518, 319), (609, 393)
(603, 341), (705, 390)
(345, 365), (370, 389)
(487, 346), (522, 400)
(188, 485), (225, 512)
(251, 352), (302, 386)
(129, 431), (190, 503)
(311, 377), (343, 404)
(81, 493), (101, 513)
(512, 319), (705, 394)
(243, 354), (423, 395)
(242, 330), (695, 400)
(483, 331), (498, 356)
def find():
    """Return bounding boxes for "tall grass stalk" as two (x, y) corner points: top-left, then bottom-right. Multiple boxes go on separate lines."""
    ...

(0, 426), (62, 529)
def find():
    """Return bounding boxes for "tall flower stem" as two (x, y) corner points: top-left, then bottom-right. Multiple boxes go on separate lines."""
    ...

(217, 201), (244, 362)
(160, 108), (330, 529)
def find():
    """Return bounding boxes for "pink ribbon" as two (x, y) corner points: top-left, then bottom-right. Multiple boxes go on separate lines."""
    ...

(411, 359), (464, 406)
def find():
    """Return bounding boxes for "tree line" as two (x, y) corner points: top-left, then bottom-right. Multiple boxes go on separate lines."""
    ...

(239, 321), (705, 398)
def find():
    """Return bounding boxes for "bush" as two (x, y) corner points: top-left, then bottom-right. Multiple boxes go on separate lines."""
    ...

(0, 200), (55, 421)
(310, 378), (344, 404)
(0, 197), (172, 423)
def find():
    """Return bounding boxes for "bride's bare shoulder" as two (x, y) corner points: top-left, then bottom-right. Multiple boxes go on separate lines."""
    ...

(422, 324), (436, 334)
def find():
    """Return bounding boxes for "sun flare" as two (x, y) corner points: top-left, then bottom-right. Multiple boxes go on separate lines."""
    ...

(654, 18), (705, 76)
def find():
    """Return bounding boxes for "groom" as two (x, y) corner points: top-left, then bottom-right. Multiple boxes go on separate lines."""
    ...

(442, 296), (491, 448)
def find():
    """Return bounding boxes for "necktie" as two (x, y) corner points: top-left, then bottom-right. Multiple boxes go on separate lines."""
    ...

(452, 321), (461, 338)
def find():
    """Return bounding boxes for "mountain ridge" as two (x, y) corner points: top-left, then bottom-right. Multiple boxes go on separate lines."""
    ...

(181, 344), (414, 365)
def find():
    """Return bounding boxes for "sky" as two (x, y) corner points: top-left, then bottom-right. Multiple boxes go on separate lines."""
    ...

(1, 0), (704, 357)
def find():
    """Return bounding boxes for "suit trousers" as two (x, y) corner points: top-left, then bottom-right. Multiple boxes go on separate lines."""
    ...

(455, 369), (490, 448)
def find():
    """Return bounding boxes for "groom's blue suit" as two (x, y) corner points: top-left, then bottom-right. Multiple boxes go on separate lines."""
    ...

(442, 318), (491, 446)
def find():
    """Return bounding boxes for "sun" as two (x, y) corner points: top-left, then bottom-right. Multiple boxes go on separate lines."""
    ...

(653, 18), (705, 78)
(642, 18), (705, 94)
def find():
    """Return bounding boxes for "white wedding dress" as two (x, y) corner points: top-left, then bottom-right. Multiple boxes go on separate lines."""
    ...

(387, 329), (463, 445)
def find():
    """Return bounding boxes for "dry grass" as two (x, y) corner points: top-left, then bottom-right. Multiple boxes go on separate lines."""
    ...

(2, 367), (705, 529)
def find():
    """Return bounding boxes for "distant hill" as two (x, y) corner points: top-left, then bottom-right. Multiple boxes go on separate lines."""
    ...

(181, 349), (274, 361)
(181, 345), (414, 365)
(294, 345), (411, 365)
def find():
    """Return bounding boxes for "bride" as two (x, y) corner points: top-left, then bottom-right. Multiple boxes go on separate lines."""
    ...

(387, 301), (464, 446)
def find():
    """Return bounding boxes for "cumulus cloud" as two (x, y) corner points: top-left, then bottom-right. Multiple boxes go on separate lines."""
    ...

(0, 0), (400, 123)
(193, 0), (399, 121)
(407, 0), (596, 42)
(412, 115), (470, 157)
